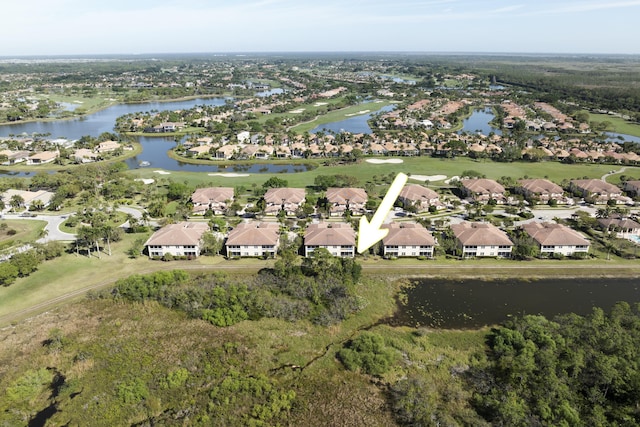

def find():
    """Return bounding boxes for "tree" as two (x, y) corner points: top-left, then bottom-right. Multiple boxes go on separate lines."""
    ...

(9, 194), (24, 210)
(262, 176), (288, 189)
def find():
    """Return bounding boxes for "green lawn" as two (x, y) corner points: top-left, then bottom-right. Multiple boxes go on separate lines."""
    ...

(129, 157), (629, 189)
(0, 219), (46, 252)
(587, 112), (640, 137)
(287, 100), (395, 133)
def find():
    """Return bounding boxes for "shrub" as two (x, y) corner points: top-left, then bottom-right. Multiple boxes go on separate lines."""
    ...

(337, 332), (395, 376)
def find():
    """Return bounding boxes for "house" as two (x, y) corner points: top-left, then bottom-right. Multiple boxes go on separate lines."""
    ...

(27, 151), (59, 165)
(516, 178), (568, 205)
(450, 222), (513, 258)
(144, 222), (209, 258)
(0, 150), (30, 165)
(569, 179), (631, 205)
(460, 178), (506, 204)
(263, 187), (306, 215)
(186, 144), (213, 157)
(381, 223), (436, 258)
(325, 187), (368, 216)
(522, 222), (590, 256)
(304, 222), (355, 257)
(225, 222), (279, 258)
(398, 184), (441, 212)
(215, 144), (239, 160)
(96, 140), (120, 153)
(191, 187), (234, 215)
(623, 180), (640, 197)
(597, 217), (640, 239)
(237, 131), (251, 144)
(2, 189), (54, 209)
(73, 148), (99, 163)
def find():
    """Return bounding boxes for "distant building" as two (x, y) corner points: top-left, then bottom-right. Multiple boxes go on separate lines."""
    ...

(460, 178), (506, 204)
(569, 179), (631, 205)
(263, 187), (306, 215)
(517, 178), (569, 205)
(398, 184), (441, 212)
(325, 188), (367, 216)
(191, 187), (234, 215)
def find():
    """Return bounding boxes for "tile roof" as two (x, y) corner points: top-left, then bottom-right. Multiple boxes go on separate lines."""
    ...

(461, 178), (505, 194)
(451, 222), (513, 246)
(226, 222), (280, 246)
(571, 179), (620, 194)
(191, 187), (234, 204)
(264, 187), (306, 205)
(399, 184), (439, 202)
(518, 178), (563, 194)
(382, 223), (435, 246)
(145, 222), (209, 246)
(304, 222), (355, 246)
(522, 222), (589, 246)
(326, 188), (367, 204)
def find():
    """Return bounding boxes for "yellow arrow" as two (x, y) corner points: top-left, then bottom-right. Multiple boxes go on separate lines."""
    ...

(357, 172), (408, 253)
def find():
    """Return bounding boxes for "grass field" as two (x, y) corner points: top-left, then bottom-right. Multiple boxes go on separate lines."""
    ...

(0, 219), (46, 252)
(129, 156), (630, 189)
(587, 112), (640, 137)
(287, 100), (395, 133)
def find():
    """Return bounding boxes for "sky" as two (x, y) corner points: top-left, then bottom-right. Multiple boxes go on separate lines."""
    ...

(2, 0), (640, 56)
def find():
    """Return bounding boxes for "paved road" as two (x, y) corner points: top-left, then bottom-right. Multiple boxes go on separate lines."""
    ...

(2, 213), (76, 243)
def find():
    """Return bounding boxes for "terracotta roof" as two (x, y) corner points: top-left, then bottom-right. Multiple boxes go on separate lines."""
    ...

(226, 222), (280, 246)
(326, 188), (367, 204)
(399, 184), (439, 202)
(597, 218), (640, 230)
(191, 187), (234, 204)
(451, 222), (513, 246)
(382, 223), (435, 246)
(461, 178), (505, 194)
(571, 179), (620, 194)
(304, 222), (355, 246)
(145, 222), (209, 246)
(264, 187), (305, 204)
(522, 222), (589, 246)
(518, 178), (563, 194)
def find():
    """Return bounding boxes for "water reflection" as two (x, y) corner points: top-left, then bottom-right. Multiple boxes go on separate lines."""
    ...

(392, 277), (640, 329)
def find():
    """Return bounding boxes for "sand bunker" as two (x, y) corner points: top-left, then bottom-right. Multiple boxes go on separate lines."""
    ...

(409, 174), (447, 182)
(345, 110), (370, 117)
(313, 102), (328, 107)
(366, 158), (404, 164)
(289, 109), (305, 114)
(208, 173), (250, 178)
(134, 178), (155, 185)
(153, 170), (171, 175)
(444, 176), (460, 184)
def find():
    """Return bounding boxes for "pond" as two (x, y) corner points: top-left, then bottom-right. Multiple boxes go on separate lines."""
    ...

(309, 104), (395, 134)
(459, 109), (502, 135)
(391, 277), (640, 329)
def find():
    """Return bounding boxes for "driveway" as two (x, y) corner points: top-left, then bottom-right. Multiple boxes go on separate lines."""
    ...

(2, 213), (76, 243)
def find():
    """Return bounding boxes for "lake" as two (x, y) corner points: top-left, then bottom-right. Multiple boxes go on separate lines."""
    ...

(309, 104), (396, 134)
(458, 109), (502, 136)
(391, 277), (640, 329)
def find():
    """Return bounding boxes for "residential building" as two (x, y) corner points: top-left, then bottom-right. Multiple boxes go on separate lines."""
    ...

(304, 222), (356, 257)
(2, 189), (54, 209)
(73, 148), (99, 163)
(27, 151), (59, 165)
(191, 187), (234, 215)
(145, 222), (209, 258)
(186, 144), (214, 157)
(451, 222), (513, 258)
(381, 223), (436, 258)
(597, 217), (640, 239)
(398, 184), (441, 212)
(569, 179), (631, 205)
(263, 187), (306, 215)
(623, 180), (640, 197)
(225, 222), (280, 258)
(0, 150), (30, 165)
(522, 222), (590, 256)
(325, 187), (367, 216)
(460, 178), (507, 204)
(96, 140), (120, 153)
(517, 178), (569, 205)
